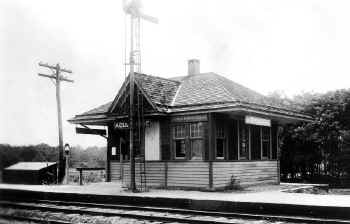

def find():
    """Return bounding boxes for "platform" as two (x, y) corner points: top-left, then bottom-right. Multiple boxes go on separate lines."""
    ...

(0, 182), (350, 220)
(0, 182), (348, 207)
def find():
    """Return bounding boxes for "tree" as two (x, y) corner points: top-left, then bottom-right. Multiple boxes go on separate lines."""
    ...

(277, 89), (350, 185)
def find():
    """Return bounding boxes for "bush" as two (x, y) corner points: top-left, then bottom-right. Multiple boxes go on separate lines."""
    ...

(224, 175), (243, 191)
(68, 169), (105, 184)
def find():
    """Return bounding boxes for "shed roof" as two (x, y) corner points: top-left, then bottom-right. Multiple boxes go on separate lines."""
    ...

(5, 162), (56, 171)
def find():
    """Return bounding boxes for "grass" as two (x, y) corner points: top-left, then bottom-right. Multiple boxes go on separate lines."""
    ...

(68, 168), (105, 185)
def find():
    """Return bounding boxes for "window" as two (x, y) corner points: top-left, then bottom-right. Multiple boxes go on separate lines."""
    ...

(250, 125), (261, 160)
(190, 123), (203, 160)
(261, 127), (271, 159)
(216, 126), (225, 159)
(120, 138), (129, 161)
(190, 123), (201, 137)
(174, 125), (186, 159)
(172, 122), (204, 160)
(238, 121), (272, 160)
(239, 122), (249, 159)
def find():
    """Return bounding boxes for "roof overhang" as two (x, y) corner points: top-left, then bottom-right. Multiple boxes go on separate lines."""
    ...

(168, 101), (313, 124)
(68, 114), (113, 126)
(68, 112), (167, 126)
(68, 101), (312, 126)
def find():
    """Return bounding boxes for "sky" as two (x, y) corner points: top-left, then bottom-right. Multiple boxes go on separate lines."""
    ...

(1, 0), (350, 147)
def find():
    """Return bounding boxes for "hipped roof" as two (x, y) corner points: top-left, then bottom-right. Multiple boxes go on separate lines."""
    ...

(69, 72), (312, 125)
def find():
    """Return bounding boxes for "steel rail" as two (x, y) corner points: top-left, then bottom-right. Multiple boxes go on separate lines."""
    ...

(36, 199), (350, 224)
(0, 201), (237, 224)
(1, 200), (350, 224)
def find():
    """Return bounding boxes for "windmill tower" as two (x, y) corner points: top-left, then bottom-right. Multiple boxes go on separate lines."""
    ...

(123, 0), (158, 192)
(123, 0), (158, 73)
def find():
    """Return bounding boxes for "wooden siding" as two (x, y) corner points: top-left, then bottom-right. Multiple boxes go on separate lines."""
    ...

(110, 161), (122, 181)
(111, 161), (208, 188)
(213, 161), (278, 188)
(167, 162), (209, 188)
(160, 118), (171, 160)
(110, 161), (165, 187)
(145, 121), (160, 160)
(111, 160), (278, 190)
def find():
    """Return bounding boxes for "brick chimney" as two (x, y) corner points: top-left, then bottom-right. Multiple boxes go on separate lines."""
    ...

(188, 59), (200, 76)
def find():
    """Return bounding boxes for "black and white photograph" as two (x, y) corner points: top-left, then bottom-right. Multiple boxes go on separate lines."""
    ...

(1, 0), (350, 223)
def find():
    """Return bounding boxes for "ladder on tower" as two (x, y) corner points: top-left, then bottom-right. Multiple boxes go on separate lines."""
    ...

(135, 88), (147, 192)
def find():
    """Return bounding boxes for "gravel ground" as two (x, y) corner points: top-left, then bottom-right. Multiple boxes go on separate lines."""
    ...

(0, 207), (304, 224)
(0, 208), (162, 224)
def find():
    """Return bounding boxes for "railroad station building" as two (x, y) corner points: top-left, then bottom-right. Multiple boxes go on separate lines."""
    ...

(69, 59), (311, 190)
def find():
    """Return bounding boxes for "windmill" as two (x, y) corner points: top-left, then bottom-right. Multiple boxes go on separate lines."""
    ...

(123, 0), (158, 73)
(122, 0), (158, 192)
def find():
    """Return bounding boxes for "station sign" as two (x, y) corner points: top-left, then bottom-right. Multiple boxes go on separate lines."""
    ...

(114, 121), (129, 129)
(76, 127), (107, 136)
(171, 114), (208, 123)
(245, 115), (271, 127)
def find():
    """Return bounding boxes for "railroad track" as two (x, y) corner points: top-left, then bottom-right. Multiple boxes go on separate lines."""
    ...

(0, 213), (72, 224)
(0, 199), (349, 224)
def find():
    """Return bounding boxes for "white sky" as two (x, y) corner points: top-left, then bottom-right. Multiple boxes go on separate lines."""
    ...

(1, 0), (350, 147)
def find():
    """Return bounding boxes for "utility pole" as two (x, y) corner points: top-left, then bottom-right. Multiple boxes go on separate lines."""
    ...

(38, 62), (73, 184)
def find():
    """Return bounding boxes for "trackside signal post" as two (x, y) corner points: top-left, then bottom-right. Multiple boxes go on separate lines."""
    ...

(38, 62), (73, 183)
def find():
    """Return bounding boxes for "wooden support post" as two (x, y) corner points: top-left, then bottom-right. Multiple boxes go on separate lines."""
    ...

(248, 125), (251, 160)
(208, 113), (214, 161)
(237, 120), (240, 160)
(209, 161), (213, 190)
(164, 161), (168, 189)
(208, 113), (214, 190)
(277, 126), (281, 184)
(106, 126), (111, 182)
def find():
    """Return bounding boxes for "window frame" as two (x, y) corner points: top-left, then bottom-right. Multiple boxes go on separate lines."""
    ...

(173, 124), (186, 159)
(261, 126), (271, 160)
(238, 121), (273, 161)
(189, 122), (204, 160)
(172, 122), (204, 160)
(215, 125), (226, 160)
(238, 121), (250, 160)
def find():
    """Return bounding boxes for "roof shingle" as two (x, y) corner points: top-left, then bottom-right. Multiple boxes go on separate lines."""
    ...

(135, 73), (180, 106)
(172, 73), (278, 107)
(69, 72), (311, 123)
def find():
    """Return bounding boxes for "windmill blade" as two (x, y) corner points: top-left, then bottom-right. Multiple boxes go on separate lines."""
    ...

(123, 0), (142, 15)
(139, 12), (159, 24)
(122, 0), (129, 13)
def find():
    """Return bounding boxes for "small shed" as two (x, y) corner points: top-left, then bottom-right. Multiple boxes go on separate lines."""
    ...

(3, 162), (57, 185)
